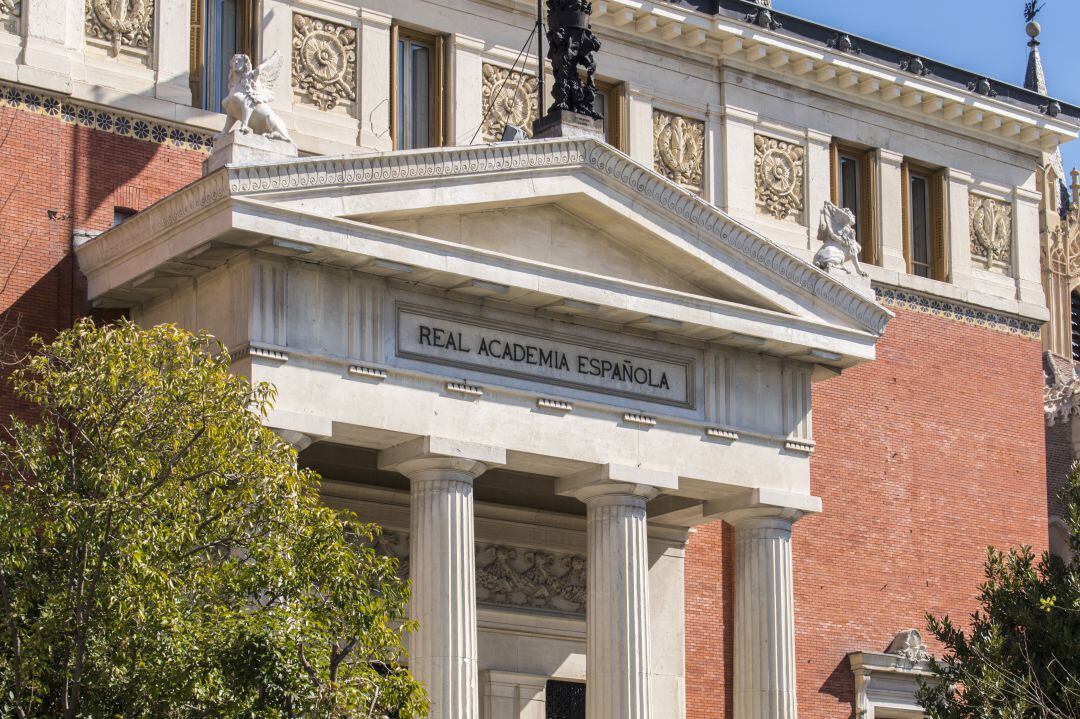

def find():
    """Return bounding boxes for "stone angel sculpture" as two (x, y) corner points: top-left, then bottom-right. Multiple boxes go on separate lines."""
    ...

(813, 200), (868, 277)
(219, 51), (292, 142)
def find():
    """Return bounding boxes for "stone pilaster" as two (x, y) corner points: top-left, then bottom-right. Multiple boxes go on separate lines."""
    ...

(379, 438), (505, 719)
(707, 489), (821, 719)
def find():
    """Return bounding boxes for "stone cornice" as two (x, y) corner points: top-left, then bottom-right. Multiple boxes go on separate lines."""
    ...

(220, 139), (892, 336)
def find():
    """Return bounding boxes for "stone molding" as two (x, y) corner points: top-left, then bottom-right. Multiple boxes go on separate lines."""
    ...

(374, 530), (587, 616)
(873, 285), (1040, 338)
(291, 13), (357, 112)
(754, 133), (805, 223)
(849, 630), (936, 719)
(481, 63), (539, 142)
(85, 0), (154, 57)
(652, 109), (704, 195)
(212, 139), (890, 335)
(968, 194), (1013, 270)
(0, 81), (213, 154)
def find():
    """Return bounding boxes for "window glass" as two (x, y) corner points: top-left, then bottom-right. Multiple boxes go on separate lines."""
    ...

(1071, 290), (1080, 361)
(839, 154), (860, 241)
(396, 36), (435, 150)
(909, 173), (931, 278)
(546, 680), (585, 719)
(203, 0), (240, 112)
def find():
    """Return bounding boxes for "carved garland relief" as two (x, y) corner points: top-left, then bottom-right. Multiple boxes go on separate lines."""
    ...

(969, 194), (1013, 269)
(754, 134), (805, 222)
(374, 531), (586, 615)
(85, 0), (153, 57)
(291, 14), (357, 112)
(481, 63), (539, 142)
(652, 110), (705, 195)
(0, 0), (19, 34)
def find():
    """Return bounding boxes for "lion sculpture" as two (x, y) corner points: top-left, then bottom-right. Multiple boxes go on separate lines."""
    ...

(813, 201), (868, 277)
(219, 51), (292, 142)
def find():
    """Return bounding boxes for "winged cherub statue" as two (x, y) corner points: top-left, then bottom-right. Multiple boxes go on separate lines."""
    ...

(813, 200), (868, 277)
(219, 51), (292, 142)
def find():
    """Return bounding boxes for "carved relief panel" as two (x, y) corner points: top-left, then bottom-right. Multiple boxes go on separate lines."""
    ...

(754, 134), (805, 223)
(969, 194), (1013, 270)
(481, 63), (539, 142)
(291, 13), (357, 112)
(652, 109), (705, 195)
(0, 0), (19, 34)
(373, 531), (587, 615)
(85, 0), (154, 58)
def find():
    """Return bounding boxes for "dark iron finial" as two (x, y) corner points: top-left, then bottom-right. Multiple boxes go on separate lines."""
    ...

(1024, 1), (1044, 23)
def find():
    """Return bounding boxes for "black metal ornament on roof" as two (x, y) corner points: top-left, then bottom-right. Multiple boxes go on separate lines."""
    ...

(545, 0), (603, 119)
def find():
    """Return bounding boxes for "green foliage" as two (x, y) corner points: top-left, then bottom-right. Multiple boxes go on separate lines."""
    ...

(918, 468), (1080, 719)
(0, 319), (426, 719)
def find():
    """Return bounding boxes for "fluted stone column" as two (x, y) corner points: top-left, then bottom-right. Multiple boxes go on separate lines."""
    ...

(709, 489), (820, 719)
(557, 466), (675, 719)
(379, 438), (505, 719)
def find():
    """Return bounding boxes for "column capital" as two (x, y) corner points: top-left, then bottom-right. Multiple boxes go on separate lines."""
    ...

(704, 487), (821, 527)
(555, 463), (675, 504)
(378, 436), (505, 481)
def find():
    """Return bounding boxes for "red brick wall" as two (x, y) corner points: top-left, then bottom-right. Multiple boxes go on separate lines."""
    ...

(686, 307), (1049, 719)
(1046, 419), (1073, 521)
(0, 104), (203, 417)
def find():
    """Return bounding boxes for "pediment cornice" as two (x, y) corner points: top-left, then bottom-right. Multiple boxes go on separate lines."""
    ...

(219, 139), (890, 336)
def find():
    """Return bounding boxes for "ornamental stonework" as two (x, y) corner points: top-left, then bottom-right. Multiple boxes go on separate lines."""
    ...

(481, 63), (539, 142)
(754, 134), (805, 222)
(291, 14), (357, 112)
(1, 0), (19, 34)
(84, 0), (153, 57)
(969, 194), (1013, 269)
(652, 110), (704, 195)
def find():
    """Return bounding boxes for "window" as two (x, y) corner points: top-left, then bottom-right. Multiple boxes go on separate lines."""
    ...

(545, 680), (585, 719)
(391, 26), (445, 150)
(592, 81), (627, 151)
(190, 0), (257, 112)
(1071, 290), (1080, 361)
(829, 142), (878, 265)
(901, 160), (948, 281)
(113, 207), (136, 226)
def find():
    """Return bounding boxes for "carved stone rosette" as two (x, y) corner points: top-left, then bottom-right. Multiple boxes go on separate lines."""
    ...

(371, 531), (586, 615)
(754, 134), (805, 222)
(481, 63), (539, 142)
(653, 110), (704, 195)
(85, 0), (153, 57)
(969, 194), (1013, 269)
(291, 14), (357, 112)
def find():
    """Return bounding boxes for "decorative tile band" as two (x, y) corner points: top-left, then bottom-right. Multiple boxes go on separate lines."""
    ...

(874, 285), (1041, 339)
(0, 81), (213, 153)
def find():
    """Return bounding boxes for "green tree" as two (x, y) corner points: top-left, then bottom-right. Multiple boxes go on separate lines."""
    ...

(918, 469), (1080, 719)
(0, 319), (426, 719)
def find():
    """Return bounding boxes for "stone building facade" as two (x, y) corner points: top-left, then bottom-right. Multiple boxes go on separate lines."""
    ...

(0, 1), (1076, 718)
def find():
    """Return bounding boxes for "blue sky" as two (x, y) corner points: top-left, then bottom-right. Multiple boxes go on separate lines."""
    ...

(774, 0), (1080, 175)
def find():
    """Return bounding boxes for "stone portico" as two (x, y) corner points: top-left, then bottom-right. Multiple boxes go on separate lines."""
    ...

(75, 137), (890, 719)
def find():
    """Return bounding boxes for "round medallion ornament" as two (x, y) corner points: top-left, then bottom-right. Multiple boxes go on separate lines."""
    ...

(299, 29), (348, 84)
(291, 14), (357, 112)
(754, 135), (805, 221)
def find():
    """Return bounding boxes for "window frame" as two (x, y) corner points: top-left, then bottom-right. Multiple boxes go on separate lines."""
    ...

(593, 79), (628, 152)
(190, 0), (258, 112)
(900, 159), (949, 282)
(390, 24), (446, 150)
(829, 141), (879, 266)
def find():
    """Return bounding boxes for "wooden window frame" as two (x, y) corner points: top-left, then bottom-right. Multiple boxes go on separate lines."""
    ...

(901, 159), (948, 282)
(190, 0), (258, 111)
(828, 141), (879, 266)
(594, 79), (627, 152)
(390, 24), (446, 150)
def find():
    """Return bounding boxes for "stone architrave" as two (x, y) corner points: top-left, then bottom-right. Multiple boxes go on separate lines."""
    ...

(481, 63), (539, 142)
(653, 110), (705, 195)
(754, 134), (805, 222)
(291, 13), (357, 112)
(84, 0), (153, 57)
(969, 194), (1013, 269)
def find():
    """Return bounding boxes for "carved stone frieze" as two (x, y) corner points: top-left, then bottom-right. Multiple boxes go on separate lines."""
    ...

(481, 63), (539, 142)
(969, 194), (1013, 269)
(85, 0), (153, 56)
(652, 110), (704, 194)
(369, 531), (586, 615)
(291, 14), (357, 112)
(476, 543), (585, 614)
(754, 134), (805, 222)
